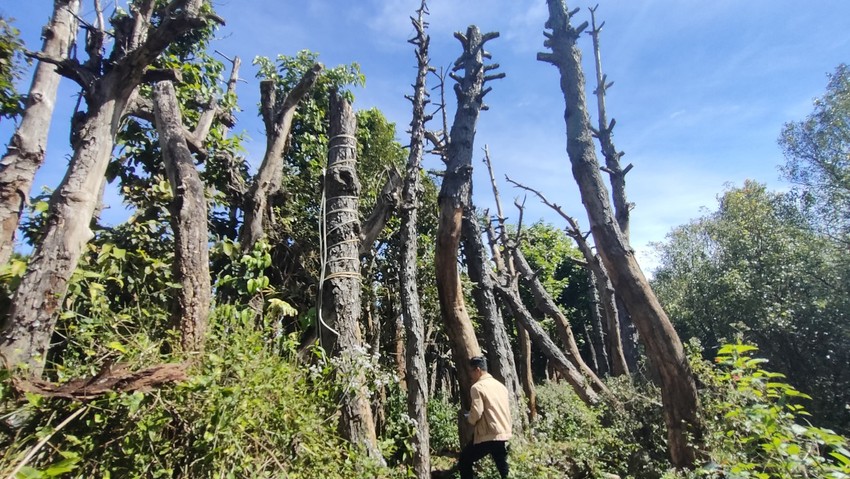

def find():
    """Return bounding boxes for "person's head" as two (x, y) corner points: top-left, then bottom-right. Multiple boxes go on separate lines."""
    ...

(469, 355), (488, 381)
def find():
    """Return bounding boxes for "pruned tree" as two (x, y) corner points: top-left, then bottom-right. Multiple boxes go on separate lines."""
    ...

(239, 62), (322, 251)
(434, 24), (508, 443)
(0, 0), (80, 265)
(538, 0), (703, 467)
(320, 90), (381, 460)
(0, 0), (218, 375)
(587, 4), (639, 372)
(397, 3), (432, 476)
(151, 79), (211, 353)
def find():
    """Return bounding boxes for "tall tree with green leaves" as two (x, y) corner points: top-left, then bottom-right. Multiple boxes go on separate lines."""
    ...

(780, 64), (850, 246)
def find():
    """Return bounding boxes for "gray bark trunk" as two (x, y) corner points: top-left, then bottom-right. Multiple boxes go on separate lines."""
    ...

(398, 6), (431, 477)
(516, 322), (537, 421)
(462, 213), (523, 422)
(539, 1), (703, 467)
(512, 247), (609, 393)
(152, 80), (211, 353)
(239, 64), (322, 251)
(0, 1), (209, 375)
(435, 25), (502, 446)
(321, 91), (381, 461)
(587, 268), (609, 376)
(493, 281), (599, 405)
(0, 0), (80, 265)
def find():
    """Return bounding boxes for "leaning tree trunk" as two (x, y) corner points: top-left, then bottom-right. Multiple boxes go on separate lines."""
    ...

(152, 80), (211, 354)
(0, 1), (212, 375)
(539, 0), (703, 467)
(493, 281), (599, 405)
(512, 247), (609, 392)
(516, 322), (536, 420)
(462, 214), (523, 419)
(321, 91), (381, 461)
(435, 25), (504, 445)
(0, 0), (80, 265)
(398, 4), (431, 477)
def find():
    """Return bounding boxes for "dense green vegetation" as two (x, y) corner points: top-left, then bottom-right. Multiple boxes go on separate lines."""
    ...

(0, 1), (848, 477)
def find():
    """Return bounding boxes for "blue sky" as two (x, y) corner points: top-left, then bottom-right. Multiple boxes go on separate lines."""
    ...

(3, 1), (850, 272)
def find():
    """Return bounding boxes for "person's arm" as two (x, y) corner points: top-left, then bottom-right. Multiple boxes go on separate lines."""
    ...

(468, 385), (484, 425)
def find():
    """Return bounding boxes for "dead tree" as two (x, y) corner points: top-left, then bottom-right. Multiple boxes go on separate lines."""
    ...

(0, 0), (217, 375)
(507, 178), (628, 377)
(152, 80), (211, 354)
(397, 3), (432, 476)
(239, 63), (322, 251)
(0, 0), (80, 265)
(587, 5), (639, 372)
(434, 25), (507, 444)
(538, 0), (703, 467)
(321, 91), (380, 460)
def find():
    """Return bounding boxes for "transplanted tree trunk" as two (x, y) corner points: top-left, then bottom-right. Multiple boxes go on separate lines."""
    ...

(240, 63), (322, 252)
(398, 3), (431, 477)
(152, 80), (211, 354)
(434, 25), (505, 444)
(0, 0), (80, 265)
(321, 90), (381, 461)
(538, 0), (703, 467)
(0, 0), (215, 375)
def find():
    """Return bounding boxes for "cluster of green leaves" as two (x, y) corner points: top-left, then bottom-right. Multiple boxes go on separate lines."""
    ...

(653, 181), (850, 430)
(0, 16), (24, 121)
(687, 342), (850, 479)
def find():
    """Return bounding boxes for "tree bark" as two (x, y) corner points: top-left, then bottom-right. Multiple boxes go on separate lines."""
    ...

(398, 5), (431, 477)
(586, 268), (609, 377)
(0, 1), (211, 375)
(493, 281), (599, 405)
(321, 91), (380, 461)
(539, 1), (703, 467)
(0, 0), (80, 265)
(152, 80), (211, 354)
(516, 323), (536, 421)
(435, 25), (502, 445)
(512, 248), (609, 392)
(239, 64), (322, 251)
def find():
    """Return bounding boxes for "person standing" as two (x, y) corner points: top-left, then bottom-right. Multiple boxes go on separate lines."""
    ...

(458, 356), (512, 478)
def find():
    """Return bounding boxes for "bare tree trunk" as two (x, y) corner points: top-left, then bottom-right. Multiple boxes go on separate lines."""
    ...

(586, 269), (609, 377)
(538, 1), (703, 467)
(398, 4), (432, 476)
(516, 323), (536, 421)
(239, 64), (322, 251)
(511, 247), (610, 392)
(588, 6), (640, 374)
(0, 1), (212, 375)
(152, 80), (210, 353)
(434, 25), (502, 445)
(321, 91), (381, 461)
(0, 0), (80, 265)
(493, 281), (599, 405)
(462, 213), (523, 418)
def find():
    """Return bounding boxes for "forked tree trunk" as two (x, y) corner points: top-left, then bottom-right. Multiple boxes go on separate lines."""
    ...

(0, 0), (80, 265)
(435, 25), (502, 445)
(539, 0), (703, 467)
(321, 91), (380, 461)
(398, 4), (431, 476)
(0, 1), (211, 375)
(239, 64), (322, 251)
(152, 80), (211, 353)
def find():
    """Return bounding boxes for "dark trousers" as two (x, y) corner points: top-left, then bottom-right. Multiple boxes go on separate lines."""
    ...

(458, 440), (509, 479)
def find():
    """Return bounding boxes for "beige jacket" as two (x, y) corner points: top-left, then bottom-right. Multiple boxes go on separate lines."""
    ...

(467, 372), (512, 444)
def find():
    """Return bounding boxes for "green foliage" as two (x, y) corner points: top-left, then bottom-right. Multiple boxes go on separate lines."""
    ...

(780, 64), (850, 242)
(687, 341), (850, 479)
(0, 16), (24, 121)
(0, 314), (400, 478)
(652, 181), (850, 430)
(428, 392), (461, 454)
